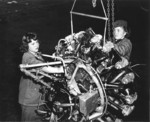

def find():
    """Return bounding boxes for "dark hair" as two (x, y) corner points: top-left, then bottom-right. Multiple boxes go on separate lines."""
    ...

(20, 32), (38, 53)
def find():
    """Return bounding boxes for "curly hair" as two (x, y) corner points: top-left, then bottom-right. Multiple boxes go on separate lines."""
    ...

(20, 32), (39, 53)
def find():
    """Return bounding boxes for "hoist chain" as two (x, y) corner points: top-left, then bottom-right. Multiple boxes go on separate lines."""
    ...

(107, 0), (115, 40)
(107, 0), (111, 40)
(111, 0), (115, 29)
(92, 0), (97, 8)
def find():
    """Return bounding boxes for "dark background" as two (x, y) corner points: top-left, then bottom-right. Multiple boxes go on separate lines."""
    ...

(0, 0), (149, 121)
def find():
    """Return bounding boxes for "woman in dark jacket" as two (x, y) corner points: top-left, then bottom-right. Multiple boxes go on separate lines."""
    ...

(103, 20), (132, 69)
(19, 32), (63, 122)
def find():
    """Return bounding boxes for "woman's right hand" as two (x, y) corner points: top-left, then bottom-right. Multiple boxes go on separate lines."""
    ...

(102, 41), (114, 53)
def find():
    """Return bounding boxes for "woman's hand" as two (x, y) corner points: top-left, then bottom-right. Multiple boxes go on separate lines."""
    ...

(102, 41), (114, 53)
(115, 57), (129, 69)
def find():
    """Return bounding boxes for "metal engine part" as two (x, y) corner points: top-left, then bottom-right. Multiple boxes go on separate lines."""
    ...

(79, 90), (99, 116)
(121, 72), (135, 84)
(19, 28), (140, 122)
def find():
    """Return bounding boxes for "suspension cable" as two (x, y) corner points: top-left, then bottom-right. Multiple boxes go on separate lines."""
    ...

(107, 0), (111, 40)
(100, 0), (108, 45)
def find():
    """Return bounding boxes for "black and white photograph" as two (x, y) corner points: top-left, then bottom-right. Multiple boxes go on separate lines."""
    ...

(0, 0), (149, 122)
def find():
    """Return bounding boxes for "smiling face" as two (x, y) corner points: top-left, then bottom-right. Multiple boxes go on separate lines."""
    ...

(113, 26), (127, 41)
(28, 39), (39, 54)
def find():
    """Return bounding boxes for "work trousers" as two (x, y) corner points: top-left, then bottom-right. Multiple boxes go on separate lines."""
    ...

(21, 105), (44, 122)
